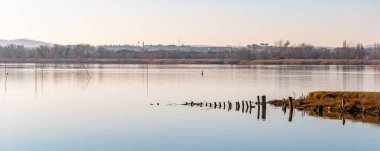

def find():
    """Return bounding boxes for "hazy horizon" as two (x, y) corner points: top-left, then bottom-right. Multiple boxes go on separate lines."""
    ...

(0, 0), (379, 47)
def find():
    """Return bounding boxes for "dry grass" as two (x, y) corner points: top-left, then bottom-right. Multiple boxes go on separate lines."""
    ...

(307, 91), (380, 107)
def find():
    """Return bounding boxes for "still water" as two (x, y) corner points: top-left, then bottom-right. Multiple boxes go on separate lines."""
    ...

(0, 64), (379, 151)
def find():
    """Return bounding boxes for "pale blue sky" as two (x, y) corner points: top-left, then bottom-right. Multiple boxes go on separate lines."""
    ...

(0, 0), (379, 46)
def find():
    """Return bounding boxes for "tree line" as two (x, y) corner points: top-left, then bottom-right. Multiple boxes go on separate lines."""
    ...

(1, 41), (379, 61)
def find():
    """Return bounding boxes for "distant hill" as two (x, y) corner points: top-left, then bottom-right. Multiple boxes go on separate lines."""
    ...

(0, 39), (53, 48)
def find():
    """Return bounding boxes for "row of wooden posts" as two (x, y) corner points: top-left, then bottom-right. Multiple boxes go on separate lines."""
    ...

(183, 96), (298, 122)
(182, 96), (268, 120)
(184, 95), (267, 109)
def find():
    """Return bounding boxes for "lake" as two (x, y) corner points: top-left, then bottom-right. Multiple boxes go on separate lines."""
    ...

(0, 64), (379, 151)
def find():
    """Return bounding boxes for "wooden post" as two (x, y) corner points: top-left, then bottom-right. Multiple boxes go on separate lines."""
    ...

(241, 101), (245, 113)
(200, 102), (203, 107)
(191, 101), (194, 106)
(249, 101), (252, 107)
(257, 96), (261, 105)
(219, 102), (222, 108)
(223, 102), (226, 109)
(262, 96), (267, 106)
(289, 97), (294, 109)
(341, 99), (346, 112)
(245, 101), (249, 107)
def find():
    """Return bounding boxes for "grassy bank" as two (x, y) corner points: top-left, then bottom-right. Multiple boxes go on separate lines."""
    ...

(1, 59), (380, 65)
(269, 91), (380, 115)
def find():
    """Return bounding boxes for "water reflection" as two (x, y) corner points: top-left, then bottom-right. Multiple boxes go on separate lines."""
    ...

(181, 102), (379, 126)
(307, 110), (380, 126)
(1, 64), (380, 151)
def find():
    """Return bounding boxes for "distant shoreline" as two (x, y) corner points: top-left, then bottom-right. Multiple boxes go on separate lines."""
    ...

(0, 59), (380, 65)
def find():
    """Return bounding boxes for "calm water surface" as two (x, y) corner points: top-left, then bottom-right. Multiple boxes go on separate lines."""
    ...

(0, 64), (379, 151)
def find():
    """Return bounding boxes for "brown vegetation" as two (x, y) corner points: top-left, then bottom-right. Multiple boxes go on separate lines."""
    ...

(269, 91), (380, 125)
(269, 91), (380, 115)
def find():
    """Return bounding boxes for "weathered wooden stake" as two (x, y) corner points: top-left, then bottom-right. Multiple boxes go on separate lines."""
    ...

(289, 97), (294, 109)
(262, 96), (267, 106)
(257, 96), (261, 105)
(341, 99), (346, 112)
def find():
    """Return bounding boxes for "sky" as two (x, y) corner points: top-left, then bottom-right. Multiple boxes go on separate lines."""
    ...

(0, 0), (379, 47)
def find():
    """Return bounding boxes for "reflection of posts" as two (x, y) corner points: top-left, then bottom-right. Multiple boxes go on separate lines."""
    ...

(288, 106), (294, 122)
(257, 103), (261, 120)
(262, 96), (267, 120)
(262, 103), (267, 120)
(288, 97), (294, 122)
(318, 105), (324, 117)
(342, 113), (346, 126)
(282, 106), (287, 115)
(236, 102), (240, 111)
